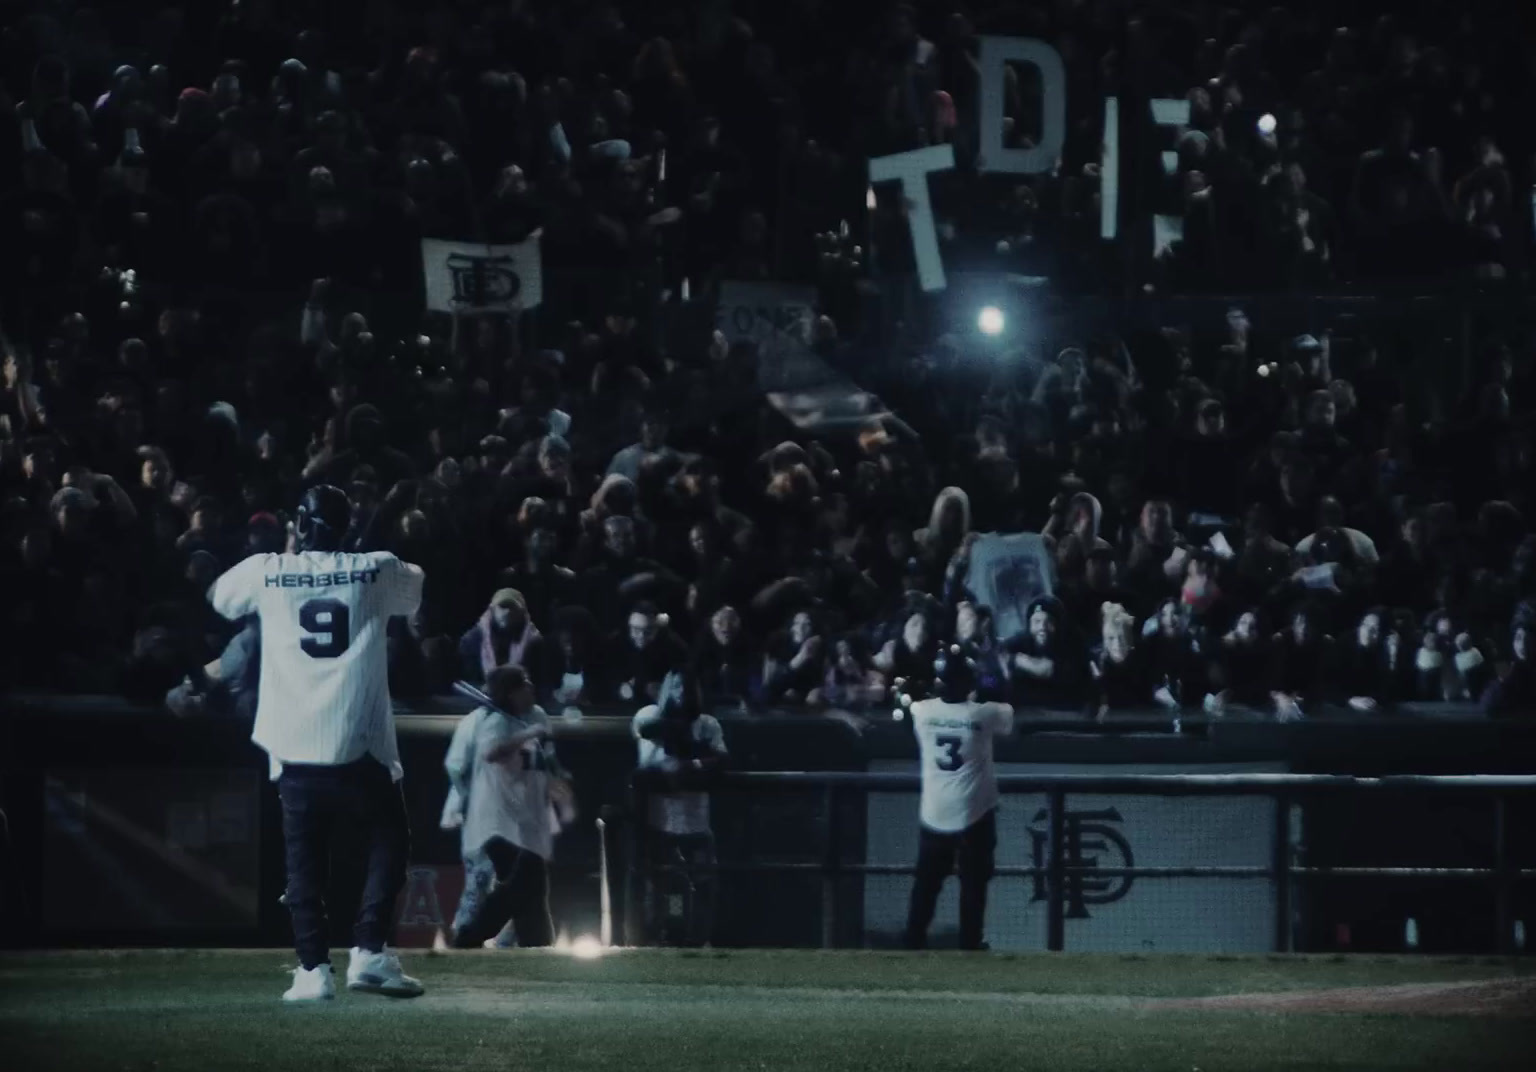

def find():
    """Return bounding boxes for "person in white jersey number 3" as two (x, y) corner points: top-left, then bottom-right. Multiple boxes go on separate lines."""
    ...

(209, 484), (426, 1002)
(904, 644), (1015, 951)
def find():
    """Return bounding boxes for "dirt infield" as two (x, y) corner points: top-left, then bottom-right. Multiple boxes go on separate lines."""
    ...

(420, 978), (1536, 1021)
(1157, 977), (1536, 1018)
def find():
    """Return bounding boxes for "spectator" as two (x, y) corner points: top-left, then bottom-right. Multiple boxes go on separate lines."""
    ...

(497, 527), (577, 633)
(819, 634), (887, 711)
(1046, 491), (1112, 583)
(875, 609), (939, 701)
(762, 609), (827, 707)
(457, 588), (543, 687)
(1208, 608), (1271, 713)
(633, 669), (727, 947)
(1092, 603), (1151, 720)
(1142, 597), (1206, 711)
(1414, 609), (1489, 703)
(954, 602), (1008, 703)
(304, 404), (415, 490)
(607, 409), (681, 483)
(582, 514), (683, 632)
(914, 487), (970, 594)
(1, 348), (45, 436)
(692, 605), (759, 710)
(679, 518), (745, 630)
(606, 601), (688, 706)
(1339, 606), (1414, 712)
(1178, 551), (1225, 630)
(1122, 500), (1185, 607)
(1482, 620), (1533, 716)
(1004, 597), (1085, 711)
(537, 606), (599, 715)
(1378, 511), (1440, 614)
(1270, 603), (1333, 720)
(1062, 546), (1134, 641)
(1269, 457), (1321, 547)
(175, 496), (234, 563)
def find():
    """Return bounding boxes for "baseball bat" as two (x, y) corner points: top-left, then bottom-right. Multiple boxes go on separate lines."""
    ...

(452, 678), (500, 714)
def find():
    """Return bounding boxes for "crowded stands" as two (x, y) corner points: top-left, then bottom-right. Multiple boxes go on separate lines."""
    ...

(2, 0), (1534, 721)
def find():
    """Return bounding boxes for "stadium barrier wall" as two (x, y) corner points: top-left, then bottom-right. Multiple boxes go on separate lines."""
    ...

(3, 694), (1535, 951)
(624, 771), (1536, 955)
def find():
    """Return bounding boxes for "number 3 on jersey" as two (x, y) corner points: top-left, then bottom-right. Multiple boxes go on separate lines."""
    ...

(299, 598), (351, 658)
(935, 735), (964, 771)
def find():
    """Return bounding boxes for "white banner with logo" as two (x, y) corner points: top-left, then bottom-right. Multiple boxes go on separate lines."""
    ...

(422, 233), (543, 312)
(863, 762), (1286, 952)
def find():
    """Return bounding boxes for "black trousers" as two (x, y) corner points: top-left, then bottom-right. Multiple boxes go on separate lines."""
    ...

(904, 809), (997, 950)
(449, 836), (554, 949)
(643, 831), (717, 947)
(277, 757), (410, 970)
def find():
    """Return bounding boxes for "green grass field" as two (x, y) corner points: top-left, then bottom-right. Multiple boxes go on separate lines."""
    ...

(2, 949), (1533, 1071)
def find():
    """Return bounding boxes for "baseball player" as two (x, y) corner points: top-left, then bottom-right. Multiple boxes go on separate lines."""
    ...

(440, 665), (574, 948)
(208, 485), (425, 1002)
(903, 645), (1014, 951)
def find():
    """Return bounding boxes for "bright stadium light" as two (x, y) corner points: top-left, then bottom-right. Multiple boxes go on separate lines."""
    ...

(570, 935), (605, 959)
(977, 306), (1005, 336)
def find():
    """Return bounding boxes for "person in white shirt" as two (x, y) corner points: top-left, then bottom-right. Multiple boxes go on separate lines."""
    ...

(632, 670), (727, 945)
(440, 665), (574, 948)
(904, 645), (1014, 951)
(208, 485), (425, 1003)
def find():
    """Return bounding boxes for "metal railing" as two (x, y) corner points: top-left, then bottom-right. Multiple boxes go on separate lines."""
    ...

(619, 772), (1536, 953)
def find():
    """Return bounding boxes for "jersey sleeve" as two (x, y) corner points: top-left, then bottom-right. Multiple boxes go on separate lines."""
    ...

(444, 707), (482, 787)
(632, 705), (660, 740)
(208, 556), (262, 621)
(632, 706), (666, 768)
(987, 702), (1016, 736)
(700, 715), (728, 755)
(379, 554), (425, 616)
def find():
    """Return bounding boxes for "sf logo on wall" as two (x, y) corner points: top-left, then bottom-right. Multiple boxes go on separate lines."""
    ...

(1027, 806), (1134, 919)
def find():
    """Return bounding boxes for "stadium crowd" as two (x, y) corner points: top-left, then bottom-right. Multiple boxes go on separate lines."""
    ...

(2, 0), (1535, 720)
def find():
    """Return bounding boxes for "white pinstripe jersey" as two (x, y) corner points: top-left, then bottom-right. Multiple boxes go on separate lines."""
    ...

(445, 704), (558, 860)
(209, 550), (424, 780)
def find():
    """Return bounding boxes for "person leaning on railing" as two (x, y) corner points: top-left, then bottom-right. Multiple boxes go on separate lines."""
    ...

(632, 670), (727, 947)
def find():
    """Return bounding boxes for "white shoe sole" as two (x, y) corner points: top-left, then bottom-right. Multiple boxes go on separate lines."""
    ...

(282, 991), (335, 1003)
(346, 977), (424, 997)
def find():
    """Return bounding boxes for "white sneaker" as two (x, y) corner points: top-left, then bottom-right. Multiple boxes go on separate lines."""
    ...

(346, 947), (425, 997)
(282, 963), (336, 1003)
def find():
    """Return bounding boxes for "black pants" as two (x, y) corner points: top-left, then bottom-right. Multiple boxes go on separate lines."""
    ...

(643, 831), (717, 947)
(904, 809), (997, 950)
(277, 757), (410, 970)
(449, 837), (554, 949)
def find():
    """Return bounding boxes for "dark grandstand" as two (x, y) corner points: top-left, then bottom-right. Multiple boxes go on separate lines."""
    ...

(4, 1), (1534, 720)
